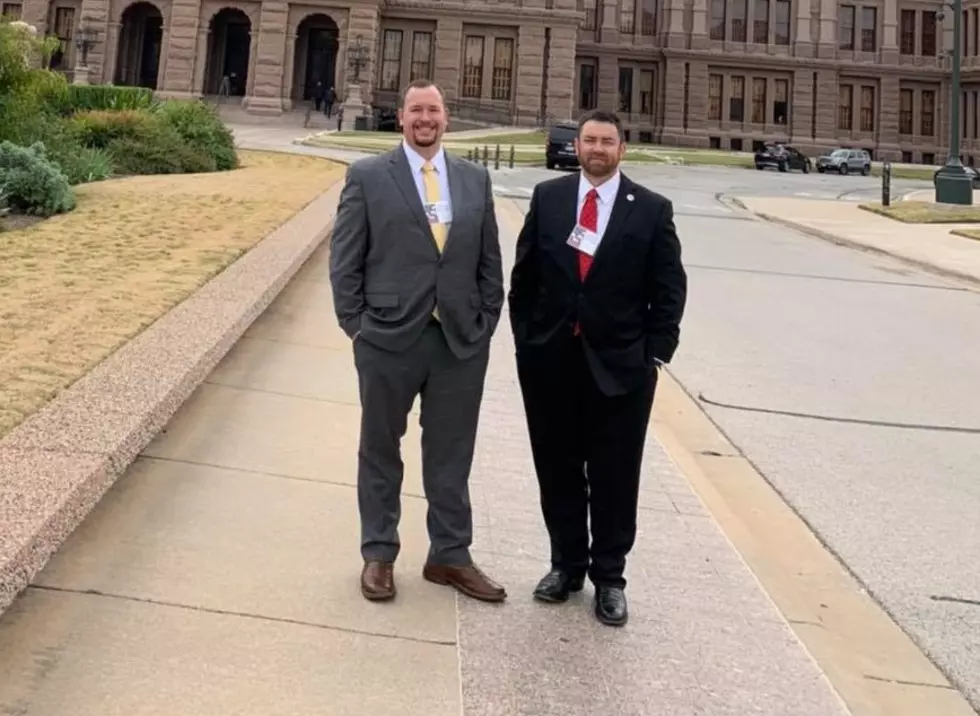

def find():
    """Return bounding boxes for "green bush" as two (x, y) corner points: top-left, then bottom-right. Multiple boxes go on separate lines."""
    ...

(0, 69), (69, 145)
(155, 99), (238, 170)
(0, 140), (75, 216)
(107, 130), (215, 176)
(69, 107), (218, 175)
(49, 144), (113, 185)
(67, 109), (158, 149)
(50, 84), (157, 115)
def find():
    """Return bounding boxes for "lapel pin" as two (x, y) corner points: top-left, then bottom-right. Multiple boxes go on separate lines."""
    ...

(626, 194), (635, 202)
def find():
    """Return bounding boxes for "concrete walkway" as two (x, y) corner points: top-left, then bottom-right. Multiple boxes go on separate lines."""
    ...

(738, 196), (980, 286)
(0, 185), (856, 714)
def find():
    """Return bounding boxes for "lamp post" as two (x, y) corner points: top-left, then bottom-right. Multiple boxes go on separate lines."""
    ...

(935, 0), (973, 204)
(74, 23), (97, 67)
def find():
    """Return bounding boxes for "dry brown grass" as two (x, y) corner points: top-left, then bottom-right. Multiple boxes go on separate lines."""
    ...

(860, 201), (980, 223)
(0, 149), (343, 440)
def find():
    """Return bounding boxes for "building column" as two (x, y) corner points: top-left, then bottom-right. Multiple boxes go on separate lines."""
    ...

(80, 0), (111, 81)
(881, 0), (898, 64)
(598, 0), (620, 45)
(544, 24), (575, 122)
(280, 32), (296, 109)
(794, 0), (813, 56)
(878, 75), (901, 159)
(683, 60), (709, 143)
(817, 0), (836, 58)
(666, 0), (686, 48)
(515, 25), (545, 124)
(813, 68), (837, 147)
(21, 0), (48, 34)
(790, 68), (814, 141)
(158, 0), (198, 97)
(597, 54), (619, 113)
(243, 0), (288, 114)
(433, 18), (462, 102)
(660, 56), (687, 143)
(102, 22), (120, 84)
(191, 26), (208, 95)
(690, 0), (709, 49)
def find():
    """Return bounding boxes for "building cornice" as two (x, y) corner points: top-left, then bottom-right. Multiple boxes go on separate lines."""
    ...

(382, 1), (581, 25)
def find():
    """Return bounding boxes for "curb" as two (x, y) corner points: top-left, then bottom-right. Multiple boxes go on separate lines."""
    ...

(718, 195), (980, 290)
(0, 170), (346, 617)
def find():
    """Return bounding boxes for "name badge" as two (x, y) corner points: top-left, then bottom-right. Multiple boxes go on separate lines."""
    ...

(566, 224), (601, 257)
(423, 200), (453, 225)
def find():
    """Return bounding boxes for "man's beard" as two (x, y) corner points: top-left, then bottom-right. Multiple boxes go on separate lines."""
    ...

(412, 124), (439, 146)
(583, 155), (617, 177)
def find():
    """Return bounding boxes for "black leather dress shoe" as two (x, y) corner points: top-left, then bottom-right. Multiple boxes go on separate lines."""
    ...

(594, 586), (628, 626)
(533, 569), (585, 603)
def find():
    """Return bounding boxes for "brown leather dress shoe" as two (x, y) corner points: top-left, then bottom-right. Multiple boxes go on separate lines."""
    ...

(361, 560), (395, 601)
(422, 562), (507, 602)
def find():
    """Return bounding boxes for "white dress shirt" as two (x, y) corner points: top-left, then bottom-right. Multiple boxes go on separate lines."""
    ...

(576, 170), (621, 245)
(402, 140), (452, 219)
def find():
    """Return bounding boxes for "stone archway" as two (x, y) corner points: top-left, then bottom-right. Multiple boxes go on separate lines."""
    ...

(115, 1), (164, 88)
(204, 7), (251, 95)
(292, 13), (339, 102)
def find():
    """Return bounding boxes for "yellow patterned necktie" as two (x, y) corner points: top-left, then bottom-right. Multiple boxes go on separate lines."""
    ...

(422, 161), (447, 253)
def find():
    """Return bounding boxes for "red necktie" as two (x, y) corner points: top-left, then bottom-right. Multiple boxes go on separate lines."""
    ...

(573, 189), (599, 335)
(578, 189), (599, 280)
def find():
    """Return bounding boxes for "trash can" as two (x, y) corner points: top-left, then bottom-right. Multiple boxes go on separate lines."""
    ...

(354, 116), (369, 131)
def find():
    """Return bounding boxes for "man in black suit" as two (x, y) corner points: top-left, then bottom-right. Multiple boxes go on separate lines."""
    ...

(508, 110), (687, 626)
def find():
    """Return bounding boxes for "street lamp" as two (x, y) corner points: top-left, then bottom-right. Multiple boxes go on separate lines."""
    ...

(74, 22), (97, 67)
(935, 0), (973, 204)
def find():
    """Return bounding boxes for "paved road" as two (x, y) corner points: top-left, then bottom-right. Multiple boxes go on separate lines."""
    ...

(489, 162), (932, 206)
(497, 163), (980, 713)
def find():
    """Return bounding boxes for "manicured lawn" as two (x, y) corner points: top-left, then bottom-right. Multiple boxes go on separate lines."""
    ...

(453, 131), (547, 145)
(0, 149), (344, 439)
(859, 200), (980, 223)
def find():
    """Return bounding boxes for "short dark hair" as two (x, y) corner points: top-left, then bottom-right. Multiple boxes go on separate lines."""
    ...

(400, 79), (445, 107)
(577, 109), (625, 142)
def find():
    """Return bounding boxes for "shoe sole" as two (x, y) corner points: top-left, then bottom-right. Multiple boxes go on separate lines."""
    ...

(361, 586), (396, 601)
(533, 582), (585, 603)
(423, 571), (507, 603)
(593, 603), (628, 626)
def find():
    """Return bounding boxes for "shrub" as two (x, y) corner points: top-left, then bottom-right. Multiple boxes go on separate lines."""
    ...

(107, 132), (215, 176)
(67, 109), (159, 149)
(0, 69), (69, 145)
(0, 140), (75, 216)
(48, 144), (113, 185)
(155, 99), (238, 170)
(49, 84), (157, 116)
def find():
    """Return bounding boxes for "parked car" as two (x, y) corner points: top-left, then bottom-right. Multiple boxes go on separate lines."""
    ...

(816, 148), (872, 175)
(932, 164), (980, 187)
(754, 143), (811, 173)
(545, 122), (580, 170)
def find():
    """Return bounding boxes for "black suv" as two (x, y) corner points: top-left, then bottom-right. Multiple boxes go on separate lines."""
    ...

(545, 122), (579, 170)
(754, 143), (811, 173)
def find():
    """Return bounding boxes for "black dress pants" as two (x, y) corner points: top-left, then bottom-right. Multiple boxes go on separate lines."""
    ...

(516, 338), (657, 589)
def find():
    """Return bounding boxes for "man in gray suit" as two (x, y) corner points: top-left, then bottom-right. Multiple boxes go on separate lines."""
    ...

(329, 79), (506, 603)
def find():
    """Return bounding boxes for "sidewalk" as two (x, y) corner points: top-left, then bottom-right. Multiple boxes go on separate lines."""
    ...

(737, 196), (980, 285)
(0, 199), (851, 715)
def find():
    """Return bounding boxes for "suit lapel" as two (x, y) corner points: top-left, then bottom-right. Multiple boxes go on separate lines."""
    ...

(554, 175), (583, 283)
(585, 174), (637, 281)
(444, 154), (466, 251)
(386, 146), (438, 251)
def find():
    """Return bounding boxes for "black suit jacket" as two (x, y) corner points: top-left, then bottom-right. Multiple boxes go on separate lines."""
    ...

(508, 172), (687, 396)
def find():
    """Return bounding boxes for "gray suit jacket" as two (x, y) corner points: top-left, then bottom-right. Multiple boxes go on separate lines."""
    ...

(329, 144), (504, 360)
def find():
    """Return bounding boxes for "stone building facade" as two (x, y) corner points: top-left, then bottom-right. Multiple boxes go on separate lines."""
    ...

(4, 0), (980, 161)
